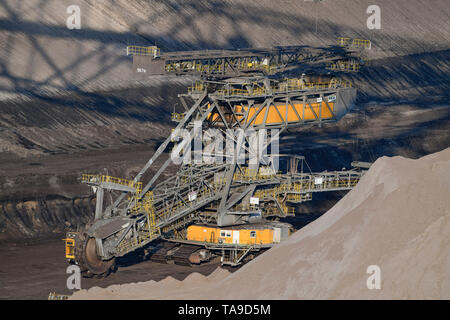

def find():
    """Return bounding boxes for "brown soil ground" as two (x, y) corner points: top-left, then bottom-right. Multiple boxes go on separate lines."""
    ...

(0, 238), (229, 300)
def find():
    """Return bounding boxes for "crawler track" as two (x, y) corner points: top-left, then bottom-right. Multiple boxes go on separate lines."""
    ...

(150, 242), (179, 263)
(172, 245), (202, 266)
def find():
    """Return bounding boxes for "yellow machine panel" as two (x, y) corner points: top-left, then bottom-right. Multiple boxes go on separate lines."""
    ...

(207, 101), (335, 127)
(236, 101), (334, 125)
(187, 225), (276, 245)
(63, 238), (75, 259)
(238, 228), (274, 245)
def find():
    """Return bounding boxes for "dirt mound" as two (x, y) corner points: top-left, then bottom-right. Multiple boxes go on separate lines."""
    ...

(1, 0), (449, 98)
(71, 147), (450, 299)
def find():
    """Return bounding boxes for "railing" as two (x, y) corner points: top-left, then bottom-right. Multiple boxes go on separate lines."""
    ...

(337, 37), (371, 49)
(62, 238), (75, 259)
(327, 60), (360, 72)
(213, 79), (352, 97)
(187, 82), (204, 94)
(162, 214), (196, 233)
(234, 169), (282, 182)
(328, 78), (353, 88)
(195, 64), (224, 73)
(237, 61), (277, 74)
(82, 174), (142, 194)
(131, 192), (153, 214)
(116, 227), (160, 255)
(118, 193), (160, 255)
(156, 186), (215, 222)
(352, 38), (371, 49)
(166, 60), (277, 75)
(212, 169), (282, 185)
(126, 45), (160, 57)
(286, 193), (312, 202)
(153, 172), (362, 231)
(171, 112), (186, 121)
(264, 205), (295, 217)
(48, 292), (70, 300)
(253, 177), (360, 200)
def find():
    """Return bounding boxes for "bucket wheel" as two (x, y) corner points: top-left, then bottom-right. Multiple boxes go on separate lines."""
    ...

(74, 232), (116, 278)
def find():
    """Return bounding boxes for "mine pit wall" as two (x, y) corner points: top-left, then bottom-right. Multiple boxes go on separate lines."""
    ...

(0, 79), (191, 158)
(0, 196), (95, 244)
(0, 50), (449, 243)
(351, 49), (450, 104)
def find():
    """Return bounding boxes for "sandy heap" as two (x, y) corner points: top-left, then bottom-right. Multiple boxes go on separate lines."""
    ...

(72, 148), (450, 299)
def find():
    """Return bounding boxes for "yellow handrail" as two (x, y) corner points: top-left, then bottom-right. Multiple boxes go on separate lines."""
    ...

(337, 37), (371, 49)
(171, 112), (185, 121)
(213, 79), (352, 97)
(126, 45), (160, 57)
(337, 37), (351, 46)
(352, 38), (371, 49)
(81, 174), (142, 193)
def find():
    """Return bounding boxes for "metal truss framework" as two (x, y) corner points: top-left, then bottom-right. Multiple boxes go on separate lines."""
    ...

(80, 75), (365, 260)
(129, 43), (366, 77)
(66, 41), (372, 270)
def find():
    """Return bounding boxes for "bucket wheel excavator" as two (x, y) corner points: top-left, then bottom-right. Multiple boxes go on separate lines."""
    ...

(70, 231), (116, 277)
(64, 39), (372, 277)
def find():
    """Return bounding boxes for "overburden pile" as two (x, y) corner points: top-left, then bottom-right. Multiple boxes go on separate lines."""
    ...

(72, 147), (450, 299)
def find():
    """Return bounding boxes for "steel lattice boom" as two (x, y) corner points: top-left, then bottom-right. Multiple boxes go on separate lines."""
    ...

(64, 41), (371, 275)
